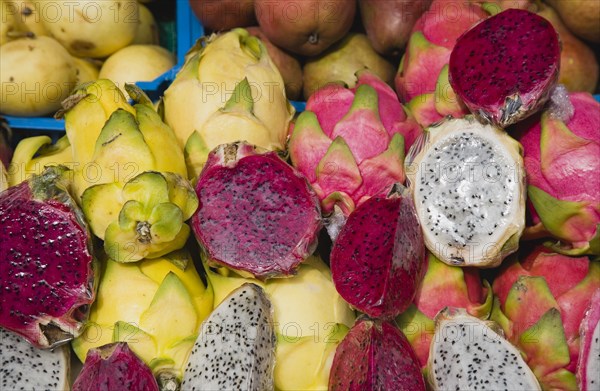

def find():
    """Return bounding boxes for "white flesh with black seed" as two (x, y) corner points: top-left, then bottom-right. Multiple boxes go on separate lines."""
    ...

(427, 308), (541, 391)
(0, 328), (70, 390)
(181, 283), (275, 391)
(406, 117), (525, 267)
(584, 321), (600, 390)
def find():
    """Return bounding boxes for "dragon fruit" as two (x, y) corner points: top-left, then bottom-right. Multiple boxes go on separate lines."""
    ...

(406, 116), (526, 267)
(329, 318), (425, 390)
(427, 308), (541, 390)
(330, 184), (426, 319)
(395, 0), (488, 126)
(578, 289), (600, 391)
(204, 255), (355, 390)
(449, 8), (560, 127)
(0, 328), (70, 389)
(181, 283), (276, 390)
(191, 141), (321, 279)
(491, 247), (600, 389)
(397, 253), (493, 368)
(0, 166), (96, 348)
(516, 92), (600, 255)
(72, 342), (159, 391)
(289, 70), (422, 216)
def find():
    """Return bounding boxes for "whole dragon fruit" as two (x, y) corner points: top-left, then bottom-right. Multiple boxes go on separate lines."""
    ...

(516, 92), (600, 255)
(396, 253), (493, 368)
(289, 70), (422, 216)
(0, 166), (96, 348)
(449, 8), (561, 127)
(492, 247), (600, 390)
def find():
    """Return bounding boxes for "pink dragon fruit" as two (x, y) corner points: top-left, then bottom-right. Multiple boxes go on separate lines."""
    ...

(329, 318), (425, 390)
(289, 70), (422, 216)
(396, 253), (493, 368)
(449, 8), (560, 127)
(516, 92), (600, 255)
(492, 246), (600, 390)
(330, 184), (426, 319)
(191, 141), (321, 279)
(72, 342), (160, 391)
(0, 166), (96, 349)
(395, 0), (488, 126)
(577, 289), (600, 391)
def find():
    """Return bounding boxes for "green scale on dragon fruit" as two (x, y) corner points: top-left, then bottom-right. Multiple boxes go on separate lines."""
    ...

(289, 70), (422, 217)
(492, 246), (600, 390)
(330, 184), (426, 319)
(514, 91), (600, 256)
(191, 141), (321, 280)
(0, 165), (96, 349)
(328, 317), (426, 391)
(406, 116), (526, 267)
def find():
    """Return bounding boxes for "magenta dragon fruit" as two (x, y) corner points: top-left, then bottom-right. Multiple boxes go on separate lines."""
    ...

(577, 289), (600, 391)
(330, 184), (426, 319)
(449, 8), (560, 127)
(191, 142), (321, 279)
(516, 92), (600, 255)
(0, 166), (96, 349)
(396, 253), (493, 368)
(72, 342), (160, 391)
(492, 246), (600, 390)
(289, 70), (422, 216)
(329, 318), (425, 390)
(395, 0), (488, 126)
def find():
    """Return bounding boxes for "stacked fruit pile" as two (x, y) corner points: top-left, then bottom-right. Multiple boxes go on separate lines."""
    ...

(1, 1), (599, 390)
(0, 0), (174, 117)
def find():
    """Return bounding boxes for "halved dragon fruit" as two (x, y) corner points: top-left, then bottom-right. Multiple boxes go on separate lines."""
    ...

(329, 318), (425, 390)
(191, 141), (321, 279)
(406, 116), (526, 267)
(427, 308), (541, 390)
(0, 166), (96, 348)
(72, 342), (159, 391)
(578, 289), (600, 391)
(449, 8), (560, 127)
(330, 184), (426, 319)
(0, 328), (70, 390)
(516, 92), (600, 256)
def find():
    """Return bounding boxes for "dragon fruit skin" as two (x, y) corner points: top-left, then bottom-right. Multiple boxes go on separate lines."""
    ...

(330, 185), (426, 319)
(72, 342), (159, 391)
(577, 289), (600, 391)
(289, 71), (422, 216)
(328, 318), (426, 390)
(396, 253), (493, 368)
(0, 166), (96, 349)
(516, 92), (600, 255)
(191, 141), (321, 279)
(449, 8), (560, 128)
(492, 247), (600, 390)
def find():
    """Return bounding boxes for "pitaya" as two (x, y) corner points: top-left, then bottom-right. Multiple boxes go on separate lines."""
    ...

(0, 328), (70, 389)
(191, 141), (321, 279)
(329, 317), (425, 390)
(491, 247), (600, 390)
(72, 342), (159, 391)
(516, 92), (600, 255)
(578, 289), (600, 391)
(330, 184), (426, 319)
(397, 253), (493, 368)
(289, 70), (422, 216)
(427, 308), (541, 390)
(181, 283), (276, 390)
(204, 255), (355, 390)
(0, 166), (96, 348)
(406, 116), (526, 267)
(449, 8), (560, 127)
(395, 0), (488, 126)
